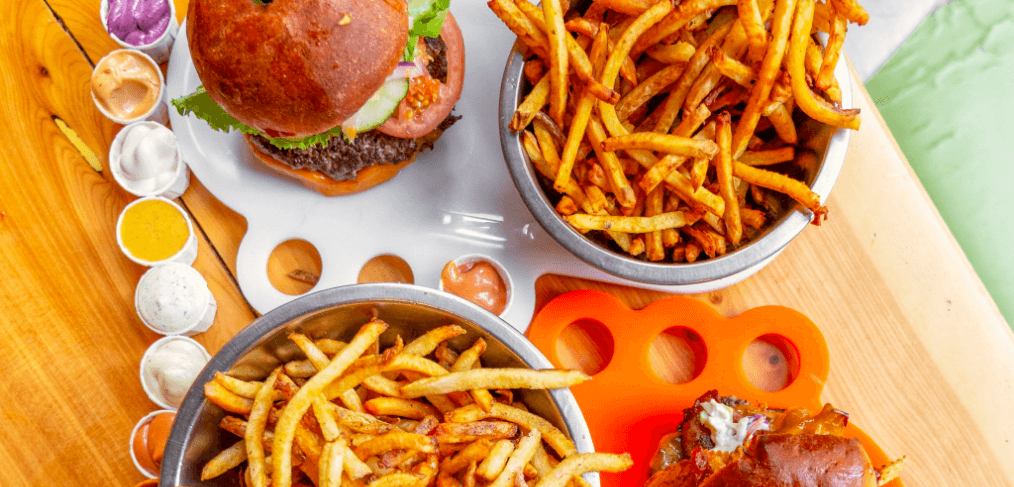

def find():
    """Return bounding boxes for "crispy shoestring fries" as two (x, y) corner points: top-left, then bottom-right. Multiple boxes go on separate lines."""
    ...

(202, 321), (630, 487)
(492, 0), (865, 261)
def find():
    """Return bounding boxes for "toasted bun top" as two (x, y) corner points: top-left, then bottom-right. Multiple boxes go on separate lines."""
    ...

(187, 0), (407, 137)
(701, 435), (878, 487)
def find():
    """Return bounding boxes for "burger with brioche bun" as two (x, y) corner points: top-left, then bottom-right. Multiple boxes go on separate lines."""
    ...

(646, 391), (905, 487)
(173, 0), (463, 196)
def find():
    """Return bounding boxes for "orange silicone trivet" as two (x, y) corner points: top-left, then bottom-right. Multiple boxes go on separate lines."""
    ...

(526, 290), (900, 487)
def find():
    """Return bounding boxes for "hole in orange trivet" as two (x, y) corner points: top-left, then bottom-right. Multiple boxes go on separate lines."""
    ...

(650, 327), (707, 384)
(742, 334), (799, 392)
(555, 318), (614, 376)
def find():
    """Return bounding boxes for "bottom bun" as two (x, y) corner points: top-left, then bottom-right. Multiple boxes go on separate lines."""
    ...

(245, 134), (415, 196)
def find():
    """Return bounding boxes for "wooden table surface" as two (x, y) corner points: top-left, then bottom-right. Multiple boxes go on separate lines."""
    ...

(2, 1), (1012, 486)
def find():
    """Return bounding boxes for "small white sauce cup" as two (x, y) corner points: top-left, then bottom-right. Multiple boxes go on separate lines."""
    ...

(116, 196), (198, 267)
(139, 336), (211, 409)
(129, 408), (176, 478)
(99, 0), (179, 64)
(91, 49), (168, 125)
(438, 254), (514, 317)
(110, 121), (190, 198)
(135, 263), (217, 336)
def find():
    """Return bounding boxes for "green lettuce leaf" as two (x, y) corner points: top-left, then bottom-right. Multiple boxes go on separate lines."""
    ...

(171, 87), (343, 150)
(404, 0), (451, 61)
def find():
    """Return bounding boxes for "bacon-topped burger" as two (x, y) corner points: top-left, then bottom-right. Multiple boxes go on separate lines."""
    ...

(646, 391), (905, 487)
(174, 0), (464, 196)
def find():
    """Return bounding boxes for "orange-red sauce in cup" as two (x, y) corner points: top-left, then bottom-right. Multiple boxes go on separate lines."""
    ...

(131, 411), (175, 475)
(441, 260), (508, 315)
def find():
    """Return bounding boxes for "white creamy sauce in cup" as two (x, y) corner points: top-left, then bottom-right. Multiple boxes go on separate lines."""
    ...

(115, 123), (179, 194)
(142, 338), (208, 407)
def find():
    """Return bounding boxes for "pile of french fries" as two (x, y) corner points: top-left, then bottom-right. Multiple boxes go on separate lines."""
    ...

(492, 0), (868, 262)
(201, 320), (633, 487)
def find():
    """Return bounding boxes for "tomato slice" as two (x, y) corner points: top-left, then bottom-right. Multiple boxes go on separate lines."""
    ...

(378, 12), (465, 139)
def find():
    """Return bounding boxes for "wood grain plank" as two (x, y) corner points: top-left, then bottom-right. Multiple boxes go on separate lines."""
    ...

(0, 1), (255, 486)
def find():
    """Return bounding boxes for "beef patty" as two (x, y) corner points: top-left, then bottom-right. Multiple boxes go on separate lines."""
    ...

(248, 115), (459, 182)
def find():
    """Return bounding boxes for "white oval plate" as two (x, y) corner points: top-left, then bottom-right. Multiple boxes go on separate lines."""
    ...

(165, 2), (767, 330)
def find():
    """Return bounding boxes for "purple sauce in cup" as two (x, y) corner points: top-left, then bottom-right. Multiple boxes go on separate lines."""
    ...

(107, 0), (171, 46)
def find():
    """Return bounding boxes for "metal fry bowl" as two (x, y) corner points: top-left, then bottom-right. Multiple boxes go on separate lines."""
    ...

(160, 283), (596, 487)
(498, 43), (853, 288)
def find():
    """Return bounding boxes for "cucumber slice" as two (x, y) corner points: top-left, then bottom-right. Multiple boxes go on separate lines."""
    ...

(342, 78), (409, 134)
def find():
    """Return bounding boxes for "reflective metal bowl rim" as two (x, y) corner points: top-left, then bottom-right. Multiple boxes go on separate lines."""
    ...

(160, 283), (597, 486)
(499, 43), (852, 286)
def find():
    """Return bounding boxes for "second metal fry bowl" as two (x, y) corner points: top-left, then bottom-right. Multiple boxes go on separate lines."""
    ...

(499, 42), (853, 287)
(160, 283), (597, 487)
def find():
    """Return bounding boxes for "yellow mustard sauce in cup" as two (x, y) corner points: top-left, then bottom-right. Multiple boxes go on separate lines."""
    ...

(119, 198), (189, 262)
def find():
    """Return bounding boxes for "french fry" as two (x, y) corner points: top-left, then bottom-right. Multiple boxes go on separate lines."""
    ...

(684, 20), (751, 113)
(273, 320), (388, 487)
(490, 430), (541, 487)
(566, 211), (697, 233)
(740, 207), (767, 229)
(690, 156), (708, 191)
(739, 147), (796, 166)
(707, 45), (756, 87)
(202, 440), (248, 480)
(653, 21), (734, 133)
(214, 372), (264, 399)
(787, 0), (860, 130)
(205, 380), (254, 415)
(284, 359), (318, 378)
(816, 6), (847, 90)
(312, 395), (342, 442)
(364, 398), (440, 420)
(615, 64), (686, 121)
(402, 369), (590, 398)
(540, 0), (568, 125)
(446, 403), (576, 458)
(402, 325), (467, 357)
(767, 103), (799, 144)
(487, 0), (549, 59)
(602, 133), (718, 159)
(513, 0), (620, 104)
(246, 367), (281, 487)
(639, 106), (711, 193)
(314, 339), (347, 357)
(731, 0), (798, 156)
(585, 117), (636, 207)
(645, 184), (666, 261)
(713, 113), (742, 245)
(434, 421), (519, 440)
(440, 439), (493, 475)
(532, 453), (634, 487)
(448, 339), (497, 413)
(511, 75), (551, 132)
(600, 0), (674, 92)
(645, 42), (696, 64)
(593, 0), (657, 15)
(477, 440), (516, 481)
(831, 0), (869, 25)
(355, 431), (436, 461)
(524, 59), (545, 83)
(368, 472), (421, 487)
(362, 375), (405, 398)
(734, 161), (828, 222)
(739, 0), (769, 62)
(633, 0), (739, 57)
